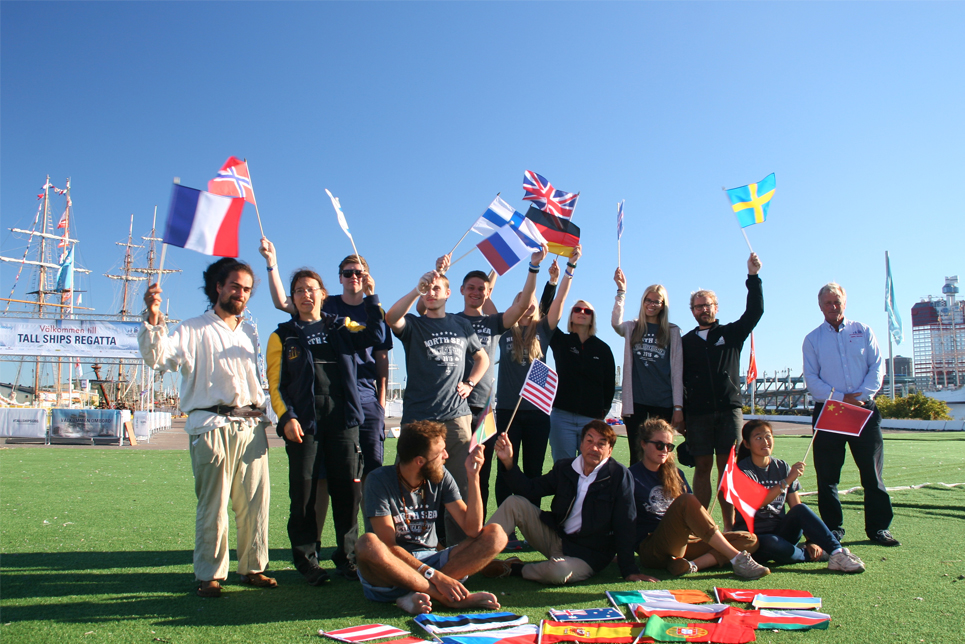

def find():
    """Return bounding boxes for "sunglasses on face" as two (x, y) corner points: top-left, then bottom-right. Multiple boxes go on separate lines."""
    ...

(646, 440), (675, 452)
(572, 307), (593, 315)
(341, 269), (365, 278)
(644, 298), (663, 307)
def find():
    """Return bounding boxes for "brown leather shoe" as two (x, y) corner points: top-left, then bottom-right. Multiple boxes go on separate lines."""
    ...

(197, 581), (222, 597)
(482, 556), (520, 579)
(240, 572), (278, 588)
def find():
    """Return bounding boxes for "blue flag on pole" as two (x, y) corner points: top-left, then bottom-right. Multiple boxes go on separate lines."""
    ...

(885, 251), (902, 344)
(726, 173), (776, 228)
(616, 200), (625, 240)
(56, 246), (74, 292)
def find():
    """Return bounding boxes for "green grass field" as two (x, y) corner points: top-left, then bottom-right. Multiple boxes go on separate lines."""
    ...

(2, 433), (964, 643)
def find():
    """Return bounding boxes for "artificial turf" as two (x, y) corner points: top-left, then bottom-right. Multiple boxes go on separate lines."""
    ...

(2, 433), (964, 643)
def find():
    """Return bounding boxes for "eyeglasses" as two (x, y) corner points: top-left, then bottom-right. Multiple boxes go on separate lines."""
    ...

(691, 303), (715, 311)
(293, 287), (323, 297)
(340, 269), (365, 278)
(572, 307), (593, 315)
(646, 440), (675, 452)
(644, 298), (663, 307)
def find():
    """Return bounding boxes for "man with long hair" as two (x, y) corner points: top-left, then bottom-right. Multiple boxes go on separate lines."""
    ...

(139, 257), (275, 597)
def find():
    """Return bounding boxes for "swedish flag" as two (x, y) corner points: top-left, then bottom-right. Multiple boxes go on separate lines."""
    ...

(726, 173), (775, 228)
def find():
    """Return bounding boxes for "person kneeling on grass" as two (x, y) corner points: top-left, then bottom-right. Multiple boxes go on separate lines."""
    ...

(736, 419), (865, 573)
(355, 420), (507, 615)
(632, 419), (770, 580)
(483, 420), (654, 585)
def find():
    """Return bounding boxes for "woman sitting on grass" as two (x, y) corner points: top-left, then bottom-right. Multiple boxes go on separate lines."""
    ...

(631, 419), (769, 580)
(736, 419), (865, 573)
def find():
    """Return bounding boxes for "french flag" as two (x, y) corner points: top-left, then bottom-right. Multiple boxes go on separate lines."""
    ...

(164, 184), (246, 257)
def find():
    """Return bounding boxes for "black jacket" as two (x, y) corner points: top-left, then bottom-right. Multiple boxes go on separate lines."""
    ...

(503, 456), (640, 578)
(266, 295), (385, 436)
(682, 275), (763, 414)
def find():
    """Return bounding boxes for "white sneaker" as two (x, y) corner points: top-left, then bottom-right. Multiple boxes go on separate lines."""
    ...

(731, 551), (770, 580)
(829, 548), (865, 573)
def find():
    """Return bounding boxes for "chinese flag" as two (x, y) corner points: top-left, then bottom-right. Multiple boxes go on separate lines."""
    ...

(814, 400), (873, 436)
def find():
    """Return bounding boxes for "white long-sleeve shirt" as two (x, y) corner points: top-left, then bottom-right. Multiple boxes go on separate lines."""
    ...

(138, 310), (266, 435)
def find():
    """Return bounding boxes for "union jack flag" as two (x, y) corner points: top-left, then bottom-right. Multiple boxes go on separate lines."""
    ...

(522, 170), (579, 219)
(208, 156), (257, 205)
(520, 358), (558, 415)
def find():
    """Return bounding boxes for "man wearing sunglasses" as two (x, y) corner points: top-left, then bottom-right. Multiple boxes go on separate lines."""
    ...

(681, 252), (763, 531)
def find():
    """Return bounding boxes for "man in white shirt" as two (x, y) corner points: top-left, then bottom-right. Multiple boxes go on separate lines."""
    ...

(482, 421), (654, 585)
(139, 258), (276, 597)
(802, 282), (898, 547)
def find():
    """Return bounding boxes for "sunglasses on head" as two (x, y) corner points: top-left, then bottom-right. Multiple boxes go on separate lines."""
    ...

(572, 306), (593, 315)
(341, 269), (365, 278)
(646, 440), (675, 452)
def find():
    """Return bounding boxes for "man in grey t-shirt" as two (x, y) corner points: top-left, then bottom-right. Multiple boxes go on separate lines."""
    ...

(386, 269), (490, 545)
(356, 420), (507, 614)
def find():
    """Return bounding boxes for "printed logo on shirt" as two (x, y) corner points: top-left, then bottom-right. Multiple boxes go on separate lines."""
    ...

(393, 508), (438, 537)
(714, 337), (725, 346)
(423, 331), (468, 375)
(569, 347), (580, 355)
(633, 336), (666, 365)
(472, 321), (494, 347)
(644, 485), (674, 519)
(287, 345), (301, 361)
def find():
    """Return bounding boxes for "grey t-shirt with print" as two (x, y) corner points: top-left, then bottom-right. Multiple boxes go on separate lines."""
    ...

(631, 322), (673, 408)
(456, 312), (508, 408)
(363, 464), (461, 552)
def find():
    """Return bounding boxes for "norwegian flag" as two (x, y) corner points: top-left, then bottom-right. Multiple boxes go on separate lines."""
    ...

(719, 446), (768, 534)
(522, 170), (579, 219)
(208, 156), (257, 205)
(520, 359), (558, 415)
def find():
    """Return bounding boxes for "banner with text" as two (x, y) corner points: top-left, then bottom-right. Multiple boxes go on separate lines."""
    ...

(0, 408), (48, 438)
(50, 408), (122, 439)
(0, 319), (142, 358)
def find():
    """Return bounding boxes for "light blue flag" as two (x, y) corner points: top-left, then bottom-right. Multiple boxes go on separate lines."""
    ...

(885, 251), (902, 344)
(726, 173), (776, 228)
(56, 246), (74, 292)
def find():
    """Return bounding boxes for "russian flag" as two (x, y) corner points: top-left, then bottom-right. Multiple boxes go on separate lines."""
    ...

(477, 226), (532, 276)
(164, 184), (246, 257)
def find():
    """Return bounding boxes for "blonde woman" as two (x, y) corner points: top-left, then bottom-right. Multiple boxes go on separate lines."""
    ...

(612, 269), (683, 465)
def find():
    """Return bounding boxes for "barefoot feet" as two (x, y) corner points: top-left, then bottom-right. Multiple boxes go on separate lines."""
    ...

(397, 592), (432, 615)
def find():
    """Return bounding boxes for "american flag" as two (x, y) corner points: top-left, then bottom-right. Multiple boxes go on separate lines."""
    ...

(522, 170), (579, 219)
(616, 200), (625, 240)
(520, 359), (558, 415)
(208, 156), (257, 205)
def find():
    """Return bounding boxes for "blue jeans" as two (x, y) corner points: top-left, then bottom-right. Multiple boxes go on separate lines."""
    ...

(549, 408), (595, 462)
(753, 503), (842, 565)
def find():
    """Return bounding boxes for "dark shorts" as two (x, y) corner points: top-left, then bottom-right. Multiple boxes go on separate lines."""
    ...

(684, 408), (743, 456)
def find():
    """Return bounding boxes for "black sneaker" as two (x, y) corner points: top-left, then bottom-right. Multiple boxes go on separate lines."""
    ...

(871, 529), (900, 547)
(335, 561), (359, 581)
(305, 564), (330, 586)
(831, 529), (845, 543)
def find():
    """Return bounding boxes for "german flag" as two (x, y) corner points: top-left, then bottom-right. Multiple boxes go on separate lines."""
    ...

(524, 207), (580, 257)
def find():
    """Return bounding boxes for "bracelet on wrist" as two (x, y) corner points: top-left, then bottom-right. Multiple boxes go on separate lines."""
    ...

(529, 267), (539, 274)
(564, 269), (574, 278)
(266, 265), (276, 272)
(616, 289), (626, 295)
(566, 262), (577, 269)
(528, 262), (539, 270)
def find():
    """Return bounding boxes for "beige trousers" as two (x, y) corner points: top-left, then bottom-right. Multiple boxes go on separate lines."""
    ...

(443, 414), (472, 544)
(189, 421), (270, 582)
(487, 495), (595, 585)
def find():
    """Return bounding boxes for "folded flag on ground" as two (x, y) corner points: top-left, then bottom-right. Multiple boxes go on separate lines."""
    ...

(607, 589), (712, 607)
(438, 625), (538, 644)
(539, 621), (646, 644)
(751, 596), (822, 610)
(643, 615), (755, 643)
(319, 624), (410, 643)
(720, 607), (831, 631)
(629, 601), (730, 621)
(547, 608), (624, 622)
(416, 612), (528, 634)
(713, 588), (813, 604)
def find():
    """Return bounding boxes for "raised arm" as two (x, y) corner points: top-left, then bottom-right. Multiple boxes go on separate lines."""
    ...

(501, 244), (548, 327)
(445, 445), (486, 537)
(545, 244), (581, 330)
(612, 267), (628, 336)
(259, 237), (295, 315)
(137, 283), (183, 373)
(386, 271), (437, 333)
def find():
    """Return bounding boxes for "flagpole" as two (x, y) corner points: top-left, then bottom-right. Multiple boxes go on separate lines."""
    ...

(243, 158), (266, 238)
(536, 620), (543, 644)
(448, 192), (500, 257)
(722, 188), (754, 253)
(617, 238), (621, 269)
(156, 243), (168, 288)
(447, 246), (476, 269)
(803, 387), (832, 465)
(501, 397), (524, 438)
(886, 251), (896, 399)
(706, 439), (739, 517)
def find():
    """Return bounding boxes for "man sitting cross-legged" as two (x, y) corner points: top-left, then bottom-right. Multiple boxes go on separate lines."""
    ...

(355, 420), (508, 614)
(483, 420), (654, 585)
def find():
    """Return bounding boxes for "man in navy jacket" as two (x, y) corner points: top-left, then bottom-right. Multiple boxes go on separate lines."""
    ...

(482, 420), (655, 584)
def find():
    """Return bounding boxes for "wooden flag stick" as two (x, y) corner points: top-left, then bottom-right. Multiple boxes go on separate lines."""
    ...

(617, 238), (622, 269)
(501, 397), (524, 437)
(156, 244), (168, 288)
(448, 192), (500, 257)
(706, 439), (740, 517)
(244, 158), (266, 238)
(802, 388), (832, 465)
(722, 187), (754, 253)
(447, 246), (476, 269)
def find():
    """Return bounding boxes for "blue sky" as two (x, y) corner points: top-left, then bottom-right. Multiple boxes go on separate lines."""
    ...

(2, 1), (962, 390)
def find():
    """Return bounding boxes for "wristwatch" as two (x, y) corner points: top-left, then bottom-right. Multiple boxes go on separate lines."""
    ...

(423, 567), (435, 579)
(464, 379), (475, 388)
